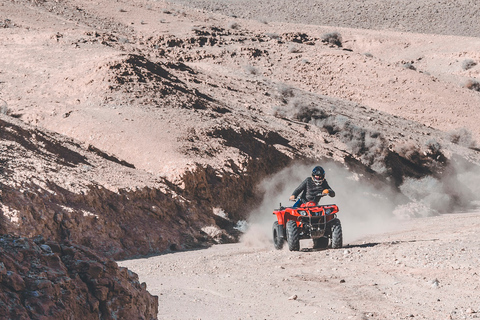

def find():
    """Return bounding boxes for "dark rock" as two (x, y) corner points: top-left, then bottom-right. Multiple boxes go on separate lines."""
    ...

(0, 235), (158, 319)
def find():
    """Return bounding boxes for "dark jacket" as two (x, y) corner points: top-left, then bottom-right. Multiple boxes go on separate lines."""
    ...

(292, 177), (335, 203)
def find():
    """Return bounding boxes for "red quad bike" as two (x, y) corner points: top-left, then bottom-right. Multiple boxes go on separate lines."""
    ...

(272, 194), (343, 251)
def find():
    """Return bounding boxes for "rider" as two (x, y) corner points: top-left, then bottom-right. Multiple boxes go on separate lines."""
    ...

(289, 166), (335, 207)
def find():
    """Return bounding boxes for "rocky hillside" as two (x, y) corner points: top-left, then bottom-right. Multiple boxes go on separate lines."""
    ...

(1, 0), (480, 260)
(0, 235), (158, 319)
(0, 115), (241, 259)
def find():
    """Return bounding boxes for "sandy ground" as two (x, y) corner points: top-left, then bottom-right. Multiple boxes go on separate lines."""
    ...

(120, 210), (480, 320)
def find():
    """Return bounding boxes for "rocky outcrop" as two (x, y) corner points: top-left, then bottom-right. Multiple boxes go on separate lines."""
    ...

(0, 115), (293, 259)
(0, 116), (218, 259)
(0, 235), (158, 319)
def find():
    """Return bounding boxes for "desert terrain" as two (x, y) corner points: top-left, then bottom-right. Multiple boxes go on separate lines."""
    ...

(1, 0), (480, 319)
(120, 211), (480, 320)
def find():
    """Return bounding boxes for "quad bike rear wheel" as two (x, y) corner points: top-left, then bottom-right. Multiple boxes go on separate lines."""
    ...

(313, 237), (329, 249)
(272, 221), (284, 250)
(331, 219), (343, 249)
(286, 220), (300, 251)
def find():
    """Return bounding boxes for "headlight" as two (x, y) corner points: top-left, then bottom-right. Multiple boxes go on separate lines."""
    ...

(324, 208), (332, 215)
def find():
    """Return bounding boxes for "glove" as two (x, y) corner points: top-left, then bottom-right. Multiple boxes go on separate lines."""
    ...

(289, 195), (295, 201)
(322, 189), (329, 194)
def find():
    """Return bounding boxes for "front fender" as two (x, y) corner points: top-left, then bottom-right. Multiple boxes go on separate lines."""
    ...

(273, 211), (285, 225)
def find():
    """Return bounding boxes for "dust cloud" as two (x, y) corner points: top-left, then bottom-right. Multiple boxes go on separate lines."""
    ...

(396, 156), (480, 216)
(241, 162), (400, 248)
(241, 157), (480, 248)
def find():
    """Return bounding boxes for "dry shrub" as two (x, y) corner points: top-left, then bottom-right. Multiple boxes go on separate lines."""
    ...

(288, 44), (301, 53)
(265, 32), (280, 39)
(272, 105), (288, 118)
(289, 99), (327, 122)
(462, 59), (477, 70)
(425, 139), (442, 155)
(402, 62), (416, 70)
(465, 79), (480, 91)
(313, 115), (388, 169)
(0, 99), (9, 115)
(396, 140), (445, 165)
(424, 139), (447, 167)
(392, 141), (447, 189)
(448, 128), (476, 147)
(274, 83), (294, 103)
(315, 115), (347, 135)
(1, 19), (14, 28)
(273, 98), (328, 123)
(395, 143), (422, 163)
(228, 21), (240, 29)
(340, 123), (388, 169)
(321, 32), (342, 47)
(244, 65), (259, 75)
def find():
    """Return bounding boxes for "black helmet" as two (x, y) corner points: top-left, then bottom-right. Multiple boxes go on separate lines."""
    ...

(312, 166), (325, 181)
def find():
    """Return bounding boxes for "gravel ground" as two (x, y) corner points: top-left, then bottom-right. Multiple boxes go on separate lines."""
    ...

(120, 211), (480, 320)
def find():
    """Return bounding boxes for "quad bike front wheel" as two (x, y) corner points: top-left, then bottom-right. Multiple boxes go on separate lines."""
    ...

(286, 220), (300, 251)
(331, 219), (343, 249)
(272, 221), (284, 250)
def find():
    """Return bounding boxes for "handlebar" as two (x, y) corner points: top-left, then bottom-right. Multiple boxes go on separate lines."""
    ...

(290, 193), (327, 202)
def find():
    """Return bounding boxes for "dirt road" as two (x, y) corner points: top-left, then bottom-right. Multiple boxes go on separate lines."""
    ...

(119, 211), (480, 320)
